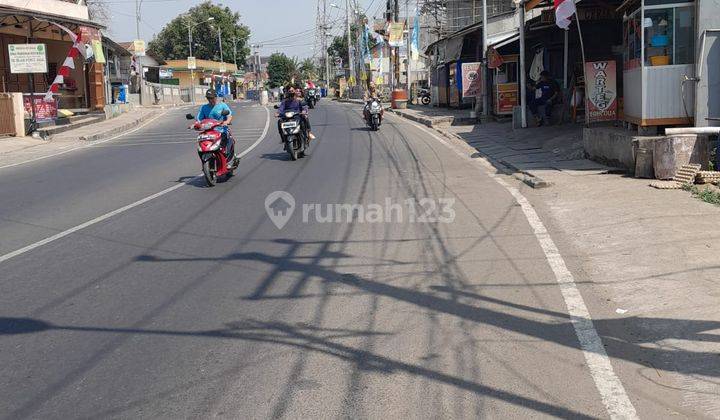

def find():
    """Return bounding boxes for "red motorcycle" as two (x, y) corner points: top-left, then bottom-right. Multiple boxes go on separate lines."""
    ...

(186, 111), (238, 187)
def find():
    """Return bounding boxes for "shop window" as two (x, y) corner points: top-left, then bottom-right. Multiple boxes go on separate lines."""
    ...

(644, 5), (694, 66)
(674, 6), (694, 65)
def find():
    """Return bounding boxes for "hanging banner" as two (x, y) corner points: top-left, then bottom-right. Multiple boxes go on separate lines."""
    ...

(187, 56), (197, 70)
(388, 22), (405, 47)
(585, 60), (617, 122)
(133, 39), (146, 56)
(92, 40), (106, 64)
(461, 62), (483, 97)
(487, 46), (504, 69)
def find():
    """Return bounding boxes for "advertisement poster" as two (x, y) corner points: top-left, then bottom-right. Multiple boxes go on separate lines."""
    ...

(585, 60), (617, 122)
(461, 62), (482, 98)
(24, 95), (57, 121)
(388, 22), (405, 47)
(497, 90), (517, 114)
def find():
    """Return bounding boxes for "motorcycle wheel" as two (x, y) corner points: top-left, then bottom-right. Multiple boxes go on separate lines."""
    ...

(421, 96), (431, 105)
(202, 159), (217, 187)
(287, 139), (298, 161)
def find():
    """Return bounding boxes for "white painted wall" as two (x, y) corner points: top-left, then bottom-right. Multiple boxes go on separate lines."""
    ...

(3, 0), (89, 21)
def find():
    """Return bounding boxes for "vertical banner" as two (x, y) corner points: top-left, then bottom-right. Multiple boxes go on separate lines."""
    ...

(585, 60), (617, 122)
(388, 22), (405, 47)
(487, 46), (504, 69)
(461, 62), (483, 97)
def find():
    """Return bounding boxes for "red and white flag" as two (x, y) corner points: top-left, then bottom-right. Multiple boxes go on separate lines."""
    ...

(554, 0), (576, 29)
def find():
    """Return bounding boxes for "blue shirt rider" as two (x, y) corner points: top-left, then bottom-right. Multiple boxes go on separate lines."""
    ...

(193, 89), (235, 164)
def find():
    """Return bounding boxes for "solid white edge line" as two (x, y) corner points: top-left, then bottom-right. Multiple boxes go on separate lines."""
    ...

(389, 114), (639, 420)
(0, 106), (271, 265)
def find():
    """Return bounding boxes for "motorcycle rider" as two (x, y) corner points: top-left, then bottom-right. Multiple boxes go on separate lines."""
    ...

(277, 85), (316, 141)
(363, 81), (381, 123)
(191, 89), (235, 165)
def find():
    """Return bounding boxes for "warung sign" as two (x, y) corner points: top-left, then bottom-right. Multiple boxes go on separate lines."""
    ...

(585, 60), (617, 123)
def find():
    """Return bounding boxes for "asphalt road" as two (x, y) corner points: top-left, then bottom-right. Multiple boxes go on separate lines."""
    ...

(0, 100), (656, 419)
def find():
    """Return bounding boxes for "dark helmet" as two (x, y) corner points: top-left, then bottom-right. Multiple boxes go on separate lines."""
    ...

(205, 89), (217, 99)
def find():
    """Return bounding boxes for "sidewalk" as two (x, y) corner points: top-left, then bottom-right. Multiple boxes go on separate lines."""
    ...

(0, 106), (176, 168)
(391, 105), (608, 188)
(391, 104), (720, 417)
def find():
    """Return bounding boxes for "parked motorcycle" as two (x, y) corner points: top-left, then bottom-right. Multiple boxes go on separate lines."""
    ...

(306, 88), (317, 108)
(365, 99), (383, 131)
(419, 88), (431, 105)
(274, 105), (309, 161)
(186, 110), (238, 187)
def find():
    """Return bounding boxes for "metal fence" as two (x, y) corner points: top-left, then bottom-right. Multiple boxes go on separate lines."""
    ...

(444, 0), (515, 34)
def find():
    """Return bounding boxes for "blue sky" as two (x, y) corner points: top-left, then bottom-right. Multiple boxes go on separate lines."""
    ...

(103, 0), (391, 60)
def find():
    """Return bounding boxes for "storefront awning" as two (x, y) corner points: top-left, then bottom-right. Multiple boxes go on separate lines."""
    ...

(0, 5), (104, 29)
(488, 30), (520, 49)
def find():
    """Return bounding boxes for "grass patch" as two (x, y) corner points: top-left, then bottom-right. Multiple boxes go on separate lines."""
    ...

(683, 184), (720, 206)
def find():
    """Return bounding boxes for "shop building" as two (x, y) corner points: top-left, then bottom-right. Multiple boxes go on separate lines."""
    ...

(0, 0), (105, 116)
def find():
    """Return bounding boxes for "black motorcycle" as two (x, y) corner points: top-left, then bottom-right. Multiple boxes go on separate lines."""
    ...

(306, 88), (317, 108)
(365, 99), (383, 131)
(418, 88), (431, 105)
(275, 105), (309, 161)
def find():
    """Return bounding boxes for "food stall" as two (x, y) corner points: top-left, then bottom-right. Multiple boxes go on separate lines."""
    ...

(492, 54), (519, 116)
(621, 0), (696, 127)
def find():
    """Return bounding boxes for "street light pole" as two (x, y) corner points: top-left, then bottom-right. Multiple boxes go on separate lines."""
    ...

(134, 0), (144, 105)
(186, 17), (213, 104)
(346, 0), (355, 92)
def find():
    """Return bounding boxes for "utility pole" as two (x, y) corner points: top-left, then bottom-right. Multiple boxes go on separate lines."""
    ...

(232, 37), (238, 68)
(406, 0), (411, 97)
(346, 0), (355, 92)
(134, 0), (143, 105)
(393, 0), (400, 90)
(134, 0), (141, 40)
(482, 0), (488, 117)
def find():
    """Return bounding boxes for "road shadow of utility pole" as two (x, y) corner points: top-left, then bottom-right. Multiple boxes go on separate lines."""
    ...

(259, 152), (292, 161)
(130, 248), (720, 383)
(175, 176), (211, 188)
(0, 317), (595, 419)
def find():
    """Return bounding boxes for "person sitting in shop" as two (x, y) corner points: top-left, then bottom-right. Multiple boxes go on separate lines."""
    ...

(529, 71), (561, 126)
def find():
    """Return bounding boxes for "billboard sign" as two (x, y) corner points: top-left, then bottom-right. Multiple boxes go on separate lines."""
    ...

(585, 60), (617, 122)
(461, 62), (482, 98)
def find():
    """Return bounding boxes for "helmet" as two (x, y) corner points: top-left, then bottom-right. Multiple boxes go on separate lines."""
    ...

(205, 89), (217, 99)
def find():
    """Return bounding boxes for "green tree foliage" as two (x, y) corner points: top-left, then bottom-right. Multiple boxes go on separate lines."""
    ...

(148, 1), (250, 65)
(267, 53), (297, 88)
(298, 58), (318, 81)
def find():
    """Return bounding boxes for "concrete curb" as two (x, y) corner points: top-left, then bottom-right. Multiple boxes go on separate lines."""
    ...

(79, 110), (162, 142)
(43, 115), (106, 139)
(387, 108), (435, 127)
(390, 109), (553, 189)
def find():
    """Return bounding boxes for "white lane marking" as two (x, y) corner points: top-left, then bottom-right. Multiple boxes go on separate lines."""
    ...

(0, 106), (271, 265)
(393, 116), (639, 420)
(0, 108), (177, 171)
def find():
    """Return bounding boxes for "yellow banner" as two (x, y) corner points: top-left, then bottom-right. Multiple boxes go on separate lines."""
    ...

(388, 22), (405, 47)
(92, 40), (105, 64)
